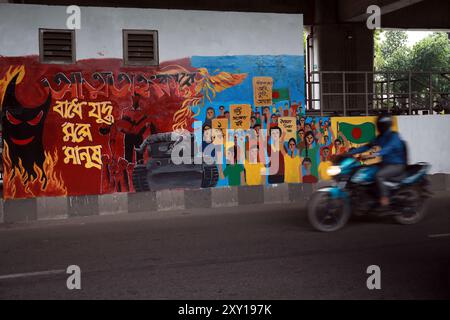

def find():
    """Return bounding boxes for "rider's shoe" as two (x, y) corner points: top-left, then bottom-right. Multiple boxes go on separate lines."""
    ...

(375, 205), (404, 217)
(374, 205), (391, 216)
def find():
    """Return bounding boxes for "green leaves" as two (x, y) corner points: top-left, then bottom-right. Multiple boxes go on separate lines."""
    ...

(410, 32), (450, 72)
(376, 31), (450, 72)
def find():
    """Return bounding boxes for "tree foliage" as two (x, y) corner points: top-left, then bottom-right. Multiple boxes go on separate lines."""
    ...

(380, 30), (408, 62)
(375, 30), (450, 72)
(374, 31), (450, 113)
(409, 32), (450, 71)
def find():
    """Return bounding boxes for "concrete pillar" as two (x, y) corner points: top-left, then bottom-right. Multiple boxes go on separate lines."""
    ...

(316, 23), (374, 72)
(313, 0), (374, 115)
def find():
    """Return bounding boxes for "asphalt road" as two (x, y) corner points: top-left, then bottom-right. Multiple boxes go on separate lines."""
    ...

(0, 194), (449, 300)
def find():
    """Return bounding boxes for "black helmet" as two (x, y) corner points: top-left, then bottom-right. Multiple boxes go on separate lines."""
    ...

(376, 114), (392, 134)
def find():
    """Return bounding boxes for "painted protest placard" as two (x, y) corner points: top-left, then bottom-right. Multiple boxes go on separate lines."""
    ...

(230, 104), (251, 130)
(253, 77), (273, 107)
(278, 117), (297, 142)
(212, 118), (229, 145)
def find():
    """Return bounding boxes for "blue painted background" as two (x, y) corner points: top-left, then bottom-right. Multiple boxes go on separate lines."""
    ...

(191, 55), (305, 124)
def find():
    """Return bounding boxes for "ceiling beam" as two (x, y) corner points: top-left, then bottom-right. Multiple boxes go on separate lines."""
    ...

(340, 0), (425, 22)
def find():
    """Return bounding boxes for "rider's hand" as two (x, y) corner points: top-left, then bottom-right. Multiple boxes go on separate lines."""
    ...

(360, 154), (373, 160)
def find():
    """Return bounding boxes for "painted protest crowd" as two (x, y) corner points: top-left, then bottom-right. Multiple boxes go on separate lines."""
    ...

(197, 102), (354, 187)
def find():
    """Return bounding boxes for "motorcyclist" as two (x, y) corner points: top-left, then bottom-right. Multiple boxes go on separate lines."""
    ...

(349, 114), (407, 208)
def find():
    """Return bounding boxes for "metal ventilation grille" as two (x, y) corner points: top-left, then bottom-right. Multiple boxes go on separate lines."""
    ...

(39, 29), (75, 64)
(123, 30), (159, 66)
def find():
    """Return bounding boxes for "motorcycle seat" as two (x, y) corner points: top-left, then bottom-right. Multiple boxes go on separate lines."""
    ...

(405, 164), (425, 175)
(387, 164), (424, 184)
(386, 163), (428, 185)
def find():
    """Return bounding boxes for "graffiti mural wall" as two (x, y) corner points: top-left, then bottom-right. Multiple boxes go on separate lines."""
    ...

(0, 55), (309, 199)
(1, 55), (399, 199)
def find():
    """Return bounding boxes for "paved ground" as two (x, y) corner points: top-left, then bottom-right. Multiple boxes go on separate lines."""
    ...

(0, 193), (449, 300)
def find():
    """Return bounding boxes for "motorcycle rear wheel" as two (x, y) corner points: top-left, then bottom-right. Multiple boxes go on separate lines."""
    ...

(308, 191), (351, 232)
(393, 187), (427, 225)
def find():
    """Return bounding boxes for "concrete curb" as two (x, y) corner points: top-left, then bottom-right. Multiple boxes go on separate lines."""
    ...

(4, 198), (37, 223)
(99, 193), (128, 216)
(185, 188), (212, 209)
(264, 184), (289, 204)
(37, 196), (68, 220)
(211, 187), (238, 208)
(1, 173), (449, 224)
(156, 189), (185, 211)
(127, 191), (157, 214)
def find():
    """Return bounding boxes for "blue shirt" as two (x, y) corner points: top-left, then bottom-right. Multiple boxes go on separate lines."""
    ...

(349, 130), (406, 165)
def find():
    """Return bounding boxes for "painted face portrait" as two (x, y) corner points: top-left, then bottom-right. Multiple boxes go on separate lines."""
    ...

(298, 130), (305, 140)
(303, 160), (312, 170)
(206, 109), (215, 120)
(305, 133), (314, 146)
(271, 129), (281, 142)
(323, 148), (330, 159)
(226, 148), (235, 164)
(288, 140), (296, 152)
(305, 124), (312, 132)
(334, 140), (342, 152)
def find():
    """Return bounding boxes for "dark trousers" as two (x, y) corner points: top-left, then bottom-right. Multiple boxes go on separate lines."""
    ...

(376, 164), (405, 197)
(125, 134), (143, 163)
(268, 174), (284, 184)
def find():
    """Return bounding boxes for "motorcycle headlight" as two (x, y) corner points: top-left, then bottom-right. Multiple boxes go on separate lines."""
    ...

(327, 166), (342, 177)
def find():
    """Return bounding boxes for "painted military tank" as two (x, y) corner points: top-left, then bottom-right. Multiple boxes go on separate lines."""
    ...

(132, 132), (219, 192)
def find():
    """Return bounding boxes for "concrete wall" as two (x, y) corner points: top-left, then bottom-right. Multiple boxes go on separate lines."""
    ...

(0, 3), (306, 200)
(397, 115), (450, 174)
(0, 3), (303, 60)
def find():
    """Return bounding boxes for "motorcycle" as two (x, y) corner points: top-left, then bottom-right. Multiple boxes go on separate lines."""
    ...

(307, 150), (432, 232)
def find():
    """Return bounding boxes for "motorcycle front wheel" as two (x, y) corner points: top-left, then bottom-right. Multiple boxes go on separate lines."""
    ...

(307, 191), (351, 232)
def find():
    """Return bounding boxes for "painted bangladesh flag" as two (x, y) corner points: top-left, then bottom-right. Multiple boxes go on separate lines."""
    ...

(339, 122), (376, 144)
(272, 88), (290, 102)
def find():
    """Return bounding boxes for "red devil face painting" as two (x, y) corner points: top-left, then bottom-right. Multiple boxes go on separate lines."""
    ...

(2, 74), (51, 181)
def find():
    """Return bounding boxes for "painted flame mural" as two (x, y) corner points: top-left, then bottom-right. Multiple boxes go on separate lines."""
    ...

(3, 142), (67, 199)
(0, 65), (26, 107)
(172, 68), (247, 130)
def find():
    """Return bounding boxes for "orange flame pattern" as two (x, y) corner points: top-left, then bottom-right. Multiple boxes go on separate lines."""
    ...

(0, 65), (25, 109)
(3, 142), (68, 200)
